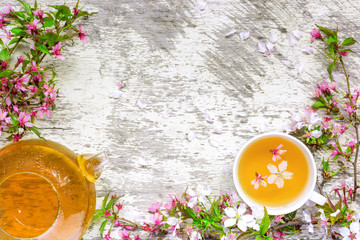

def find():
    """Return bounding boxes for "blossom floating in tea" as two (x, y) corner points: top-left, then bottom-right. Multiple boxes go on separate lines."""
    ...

(251, 172), (267, 190)
(267, 161), (294, 189)
(271, 144), (287, 161)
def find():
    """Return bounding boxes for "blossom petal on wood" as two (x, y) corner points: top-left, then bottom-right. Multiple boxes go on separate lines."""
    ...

(288, 35), (297, 46)
(292, 29), (303, 39)
(297, 63), (306, 73)
(137, 99), (148, 109)
(162, 108), (172, 118)
(109, 90), (122, 99)
(213, 121), (222, 134)
(204, 111), (213, 123)
(187, 131), (196, 141)
(240, 31), (250, 40)
(281, 59), (292, 68)
(269, 31), (277, 43)
(332, 72), (344, 82)
(195, 1), (206, 11)
(225, 28), (236, 38)
(302, 46), (315, 55)
(258, 41), (267, 53)
(320, 70), (329, 78)
(209, 137), (219, 147)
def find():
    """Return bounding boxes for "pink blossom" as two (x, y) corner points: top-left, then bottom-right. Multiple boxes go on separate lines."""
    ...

(339, 51), (349, 57)
(150, 212), (165, 226)
(18, 112), (33, 127)
(346, 140), (356, 152)
(52, 42), (65, 60)
(310, 28), (322, 42)
(330, 144), (341, 159)
(43, 83), (57, 101)
(77, 25), (88, 44)
(2, 4), (14, 14)
(15, 56), (25, 68)
(0, 109), (7, 121)
(332, 100), (337, 107)
(271, 144), (287, 161)
(73, 7), (80, 19)
(148, 202), (162, 213)
(103, 232), (112, 240)
(32, 10), (44, 22)
(113, 220), (121, 226)
(0, 28), (11, 45)
(345, 103), (355, 115)
(314, 88), (321, 97)
(28, 87), (38, 93)
(24, 19), (39, 34)
(14, 76), (29, 92)
(116, 202), (123, 210)
(13, 105), (18, 113)
(134, 236), (142, 240)
(118, 229), (130, 239)
(103, 210), (111, 217)
(5, 97), (10, 106)
(34, 103), (51, 119)
(30, 44), (36, 50)
(251, 172), (267, 189)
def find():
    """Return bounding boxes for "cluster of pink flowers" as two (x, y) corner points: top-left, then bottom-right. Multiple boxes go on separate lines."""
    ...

(0, 1), (90, 141)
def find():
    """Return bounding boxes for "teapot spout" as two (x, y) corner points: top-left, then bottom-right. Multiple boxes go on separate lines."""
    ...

(77, 152), (109, 183)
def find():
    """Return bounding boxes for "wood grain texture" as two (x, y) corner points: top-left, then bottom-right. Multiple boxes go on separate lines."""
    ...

(0, 0), (360, 239)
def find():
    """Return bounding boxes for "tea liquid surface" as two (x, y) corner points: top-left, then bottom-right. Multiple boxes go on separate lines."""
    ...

(238, 136), (310, 207)
(0, 143), (93, 240)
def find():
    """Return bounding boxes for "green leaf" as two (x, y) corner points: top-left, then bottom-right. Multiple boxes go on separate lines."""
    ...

(43, 18), (55, 27)
(17, 0), (33, 16)
(326, 36), (337, 44)
(8, 38), (20, 46)
(9, 113), (19, 127)
(29, 126), (43, 139)
(287, 210), (297, 220)
(12, 11), (26, 19)
(92, 212), (104, 222)
(36, 44), (50, 54)
(341, 48), (354, 53)
(99, 219), (108, 238)
(102, 193), (110, 211)
(11, 27), (23, 35)
(311, 101), (325, 109)
(329, 43), (335, 57)
(322, 158), (329, 172)
(0, 69), (13, 78)
(327, 61), (336, 78)
(105, 196), (121, 210)
(342, 37), (356, 46)
(0, 49), (10, 61)
(316, 25), (337, 38)
(34, 0), (38, 11)
(259, 207), (270, 236)
(255, 236), (263, 240)
(49, 5), (71, 20)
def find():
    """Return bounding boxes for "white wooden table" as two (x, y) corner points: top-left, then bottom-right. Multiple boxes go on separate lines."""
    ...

(1, 0), (359, 239)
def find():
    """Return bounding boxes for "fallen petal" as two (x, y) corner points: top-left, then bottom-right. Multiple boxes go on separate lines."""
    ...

(213, 121), (222, 134)
(302, 46), (315, 55)
(162, 108), (172, 118)
(225, 28), (236, 38)
(281, 59), (292, 68)
(258, 41), (267, 53)
(109, 90), (122, 99)
(209, 137), (220, 147)
(269, 31), (277, 43)
(288, 35), (297, 47)
(116, 82), (125, 88)
(137, 99), (148, 109)
(292, 29), (303, 39)
(266, 42), (274, 52)
(297, 63), (306, 73)
(195, 1), (206, 11)
(204, 111), (213, 123)
(187, 131), (196, 141)
(240, 31), (250, 40)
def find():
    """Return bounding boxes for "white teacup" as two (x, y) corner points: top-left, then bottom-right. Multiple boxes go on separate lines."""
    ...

(233, 132), (326, 215)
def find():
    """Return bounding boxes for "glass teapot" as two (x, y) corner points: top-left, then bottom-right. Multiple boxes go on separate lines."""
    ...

(0, 139), (108, 240)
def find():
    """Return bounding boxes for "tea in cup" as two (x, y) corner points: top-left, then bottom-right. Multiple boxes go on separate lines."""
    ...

(233, 132), (326, 215)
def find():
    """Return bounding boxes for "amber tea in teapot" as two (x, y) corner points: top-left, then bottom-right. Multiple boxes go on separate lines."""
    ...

(0, 139), (107, 240)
